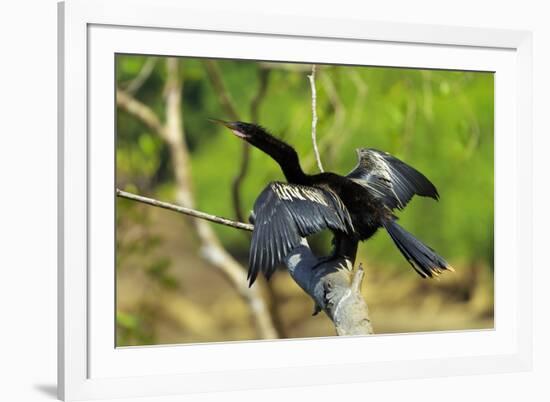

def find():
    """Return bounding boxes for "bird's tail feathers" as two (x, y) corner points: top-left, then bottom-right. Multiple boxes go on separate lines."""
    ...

(383, 219), (453, 278)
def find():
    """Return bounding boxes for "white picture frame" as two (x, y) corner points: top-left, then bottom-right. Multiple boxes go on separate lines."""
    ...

(58, 0), (533, 400)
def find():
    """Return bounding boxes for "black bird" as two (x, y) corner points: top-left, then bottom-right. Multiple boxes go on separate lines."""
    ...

(212, 120), (452, 285)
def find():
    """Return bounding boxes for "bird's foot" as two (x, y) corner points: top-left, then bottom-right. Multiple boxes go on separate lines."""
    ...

(312, 302), (322, 316)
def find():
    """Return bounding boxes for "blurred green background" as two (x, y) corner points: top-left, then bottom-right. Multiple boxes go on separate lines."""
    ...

(115, 55), (494, 346)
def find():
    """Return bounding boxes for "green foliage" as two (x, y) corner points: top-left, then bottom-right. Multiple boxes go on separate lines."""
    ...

(116, 311), (155, 346)
(146, 257), (179, 290)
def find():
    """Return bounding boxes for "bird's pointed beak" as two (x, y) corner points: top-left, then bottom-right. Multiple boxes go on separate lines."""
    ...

(208, 118), (249, 139)
(208, 118), (235, 129)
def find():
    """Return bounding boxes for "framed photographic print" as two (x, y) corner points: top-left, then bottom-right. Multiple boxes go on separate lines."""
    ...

(58, 0), (533, 400)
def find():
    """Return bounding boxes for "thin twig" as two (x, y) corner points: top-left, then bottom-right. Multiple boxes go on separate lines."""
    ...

(230, 68), (271, 222)
(117, 88), (165, 137)
(203, 59), (249, 221)
(308, 65), (323, 172)
(204, 60), (239, 120)
(125, 57), (158, 95)
(116, 189), (254, 232)
(303, 72), (347, 170)
(163, 58), (195, 207)
(351, 263), (365, 293)
(250, 68), (270, 123)
(232, 142), (249, 223)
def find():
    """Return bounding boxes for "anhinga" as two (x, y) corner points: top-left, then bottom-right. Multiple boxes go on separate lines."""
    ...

(213, 120), (452, 285)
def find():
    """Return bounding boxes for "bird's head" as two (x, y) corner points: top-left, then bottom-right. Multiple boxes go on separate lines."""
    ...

(209, 119), (255, 139)
(209, 119), (280, 149)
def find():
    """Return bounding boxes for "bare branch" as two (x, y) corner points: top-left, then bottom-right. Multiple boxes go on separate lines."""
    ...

(285, 239), (373, 335)
(302, 69), (367, 168)
(308, 65), (324, 172)
(230, 144), (250, 222)
(203, 59), (250, 221)
(116, 189), (254, 232)
(116, 88), (165, 138)
(124, 57), (158, 96)
(302, 72), (347, 170)
(250, 68), (270, 123)
(163, 58), (196, 207)
(204, 60), (239, 120)
(351, 264), (365, 293)
(230, 68), (271, 222)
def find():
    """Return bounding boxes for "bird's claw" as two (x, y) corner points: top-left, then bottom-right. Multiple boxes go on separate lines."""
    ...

(312, 303), (322, 316)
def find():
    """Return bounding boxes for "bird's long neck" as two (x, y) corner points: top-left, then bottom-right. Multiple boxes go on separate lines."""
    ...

(276, 146), (308, 184)
(250, 130), (308, 183)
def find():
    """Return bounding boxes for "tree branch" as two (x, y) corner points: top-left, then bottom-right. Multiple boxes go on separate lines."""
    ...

(203, 60), (240, 120)
(302, 72), (347, 171)
(116, 189), (253, 232)
(308, 65), (324, 172)
(116, 88), (165, 138)
(286, 238), (373, 335)
(250, 68), (270, 123)
(229, 68), (271, 222)
(124, 57), (158, 96)
(204, 60), (250, 222)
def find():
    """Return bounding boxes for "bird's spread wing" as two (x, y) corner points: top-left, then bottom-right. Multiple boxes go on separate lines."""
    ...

(346, 148), (439, 210)
(248, 181), (354, 285)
